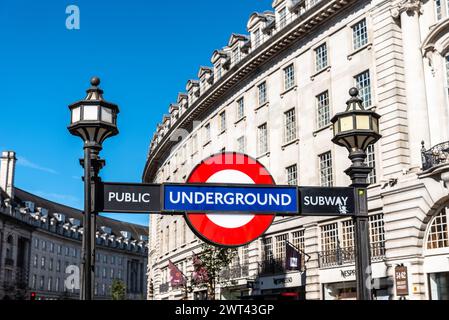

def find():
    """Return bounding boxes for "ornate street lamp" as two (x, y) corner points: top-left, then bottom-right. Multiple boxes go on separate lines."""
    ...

(331, 87), (381, 300)
(68, 77), (119, 300)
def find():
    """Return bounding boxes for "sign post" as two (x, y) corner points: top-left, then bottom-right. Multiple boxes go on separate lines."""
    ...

(395, 265), (409, 298)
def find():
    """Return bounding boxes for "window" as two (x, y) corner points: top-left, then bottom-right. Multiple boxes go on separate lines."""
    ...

(111, 268), (115, 279)
(56, 260), (61, 272)
(49, 258), (54, 271)
(34, 238), (39, 248)
(427, 209), (449, 249)
(103, 267), (107, 278)
(284, 108), (297, 143)
(237, 97), (244, 119)
(286, 164), (298, 186)
(284, 64), (295, 90)
(254, 28), (261, 48)
(317, 91), (330, 129)
(42, 240), (46, 251)
(219, 111), (226, 132)
(258, 123), (269, 155)
(204, 123), (211, 143)
(319, 151), (333, 187)
(41, 257), (46, 269)
(57, 245), (62, 255)
(263, 237), (273, 261)
(192, 134), (198, 154)
(352, 19), (368, 50)
(39, 276), (45, 290)
(50, 243), (54, 253)
(315, 43), (328, 71)
(341, 220), (354, 249)
(258, 82), (267, 106)
(64, 246), (69, 256)
(366, 144), (376, 184)
(275, 234), (288, 261)
(241, 245), (249, 266)
(32, 274), (37, 289)
(320, 223), (338, 253)
(103, 255), (107, 263)
(118, 270), (122, 280)
(48, 277), (52, 291)
(232, 47), (240, 64)
(370, 214), (385, 257)
(55, 278), (60, 292)
(215, 64), (222, 80)
(237, 136), (246, 153)
(435, 0), (442, 20)
(72, 248), (77, 257)
(33, 255), (38, 268)
(111, 256), (115, 265)
(279, 7), (287, 28)
(292, 230), (305, 253)
(355, 70), (372, 107)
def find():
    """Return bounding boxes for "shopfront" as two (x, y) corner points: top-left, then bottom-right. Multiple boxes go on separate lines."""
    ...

(255, 271), (306, 300)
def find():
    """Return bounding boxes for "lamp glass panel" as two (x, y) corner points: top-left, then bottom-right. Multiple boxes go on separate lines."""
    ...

(356, 115), (370, 130)
(83, 105), (99, 121)
(101, 107), (113, 123)
(340, 116), (354, 132)
(372, 117), (379, 133)
(72, 107), (81, 123)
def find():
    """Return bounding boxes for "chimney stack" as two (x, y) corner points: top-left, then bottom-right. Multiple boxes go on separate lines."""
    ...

(0, 151), (17, 199)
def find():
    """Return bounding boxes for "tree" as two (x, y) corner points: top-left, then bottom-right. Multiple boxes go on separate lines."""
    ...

(190, 242), (237, 300)
(111, 279), (126, 300)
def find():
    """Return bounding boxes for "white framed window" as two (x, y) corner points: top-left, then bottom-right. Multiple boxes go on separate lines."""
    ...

(254, 28), (261, 48)
(41, 256), (46, 269)
(352, 19), (368, 50)
(33, 255), (38, 268)
(32, 274), (37, 289)
(435, 0), (443, 20)
(258, 82), (267, 106)
(366, 144), (376, 184)
(286, 164), (298, 186)
(39, 276), (44, 290)
(320, 223), (338, 253)
(284, 64), (295, 90)
(232, 47), (240, 64)
(284, 108), (297, 143)
(47, 277), (52, 291)
(55, 277), (60, 292)
(292, 230), (305, 253)
(315, 43), (328, 71)
(204, 123), (211, 144)
(237, 97), (244, 119)
(317, 91), (330, 129)
(275, 234), (288, 261)
(258, 123), (269, 155)
(219, 111), (226, 132)
(426, 208), (449, 249)
(241, 245), (249, 266)
(263, 237), (273, 261)
(215, 63), (222, 80)
(341, 220), (354, 249)
(370, 214), (385, 256)
(279, 7), (287, 28)
(355, 70), (372, 107)
(237, 136), (246, 153)
(319, 151), (333, 187)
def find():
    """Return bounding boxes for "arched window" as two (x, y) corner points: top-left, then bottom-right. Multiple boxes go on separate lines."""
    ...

(426, 207), (449, 249)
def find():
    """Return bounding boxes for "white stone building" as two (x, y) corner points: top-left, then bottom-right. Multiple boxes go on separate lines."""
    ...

(143, 0), (449, 300)
(0, 151), (148, 300)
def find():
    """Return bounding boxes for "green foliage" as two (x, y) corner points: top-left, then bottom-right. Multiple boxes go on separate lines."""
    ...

(111, 279), (126, 300)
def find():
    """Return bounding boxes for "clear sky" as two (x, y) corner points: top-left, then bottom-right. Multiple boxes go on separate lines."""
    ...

(0, 1), (272, 226)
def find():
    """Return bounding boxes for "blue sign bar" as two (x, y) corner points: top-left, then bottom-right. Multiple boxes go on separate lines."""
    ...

(163, 184), (298, 214)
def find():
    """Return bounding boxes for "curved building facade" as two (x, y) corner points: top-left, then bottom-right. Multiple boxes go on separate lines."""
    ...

(143, 0), (449, 300)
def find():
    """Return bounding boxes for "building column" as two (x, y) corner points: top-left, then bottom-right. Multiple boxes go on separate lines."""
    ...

(392, 0), (431, 169)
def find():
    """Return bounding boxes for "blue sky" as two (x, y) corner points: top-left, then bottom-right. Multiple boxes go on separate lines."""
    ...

(0, 1), (272, 226)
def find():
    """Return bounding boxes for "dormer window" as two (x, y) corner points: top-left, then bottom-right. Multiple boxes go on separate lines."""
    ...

(279, 7), (287, 28)
(254, 29), (261, 48)
(232, 47), (241, 65)
(215, 63), (222, 80)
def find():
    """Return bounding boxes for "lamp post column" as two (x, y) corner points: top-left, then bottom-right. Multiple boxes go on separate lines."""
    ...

(345, 149), (372, 301)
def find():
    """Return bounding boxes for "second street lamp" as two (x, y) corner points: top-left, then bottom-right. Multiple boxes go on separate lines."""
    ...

(331, 87), (381, 300)
(68, 77), (120, 300)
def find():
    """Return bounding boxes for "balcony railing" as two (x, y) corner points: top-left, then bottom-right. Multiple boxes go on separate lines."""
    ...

(220, 264), (249, 280)
(421, 141), (449, 171)
(159, 282), (169, 294)
(318, 243), (386, 268)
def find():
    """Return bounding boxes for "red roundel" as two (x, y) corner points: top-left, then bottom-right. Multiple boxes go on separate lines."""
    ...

(185, 152), (275, 247)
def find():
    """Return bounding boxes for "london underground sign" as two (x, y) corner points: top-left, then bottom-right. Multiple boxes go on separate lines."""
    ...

(97, 152), (356, 247)
(183, 152), (277, 247)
